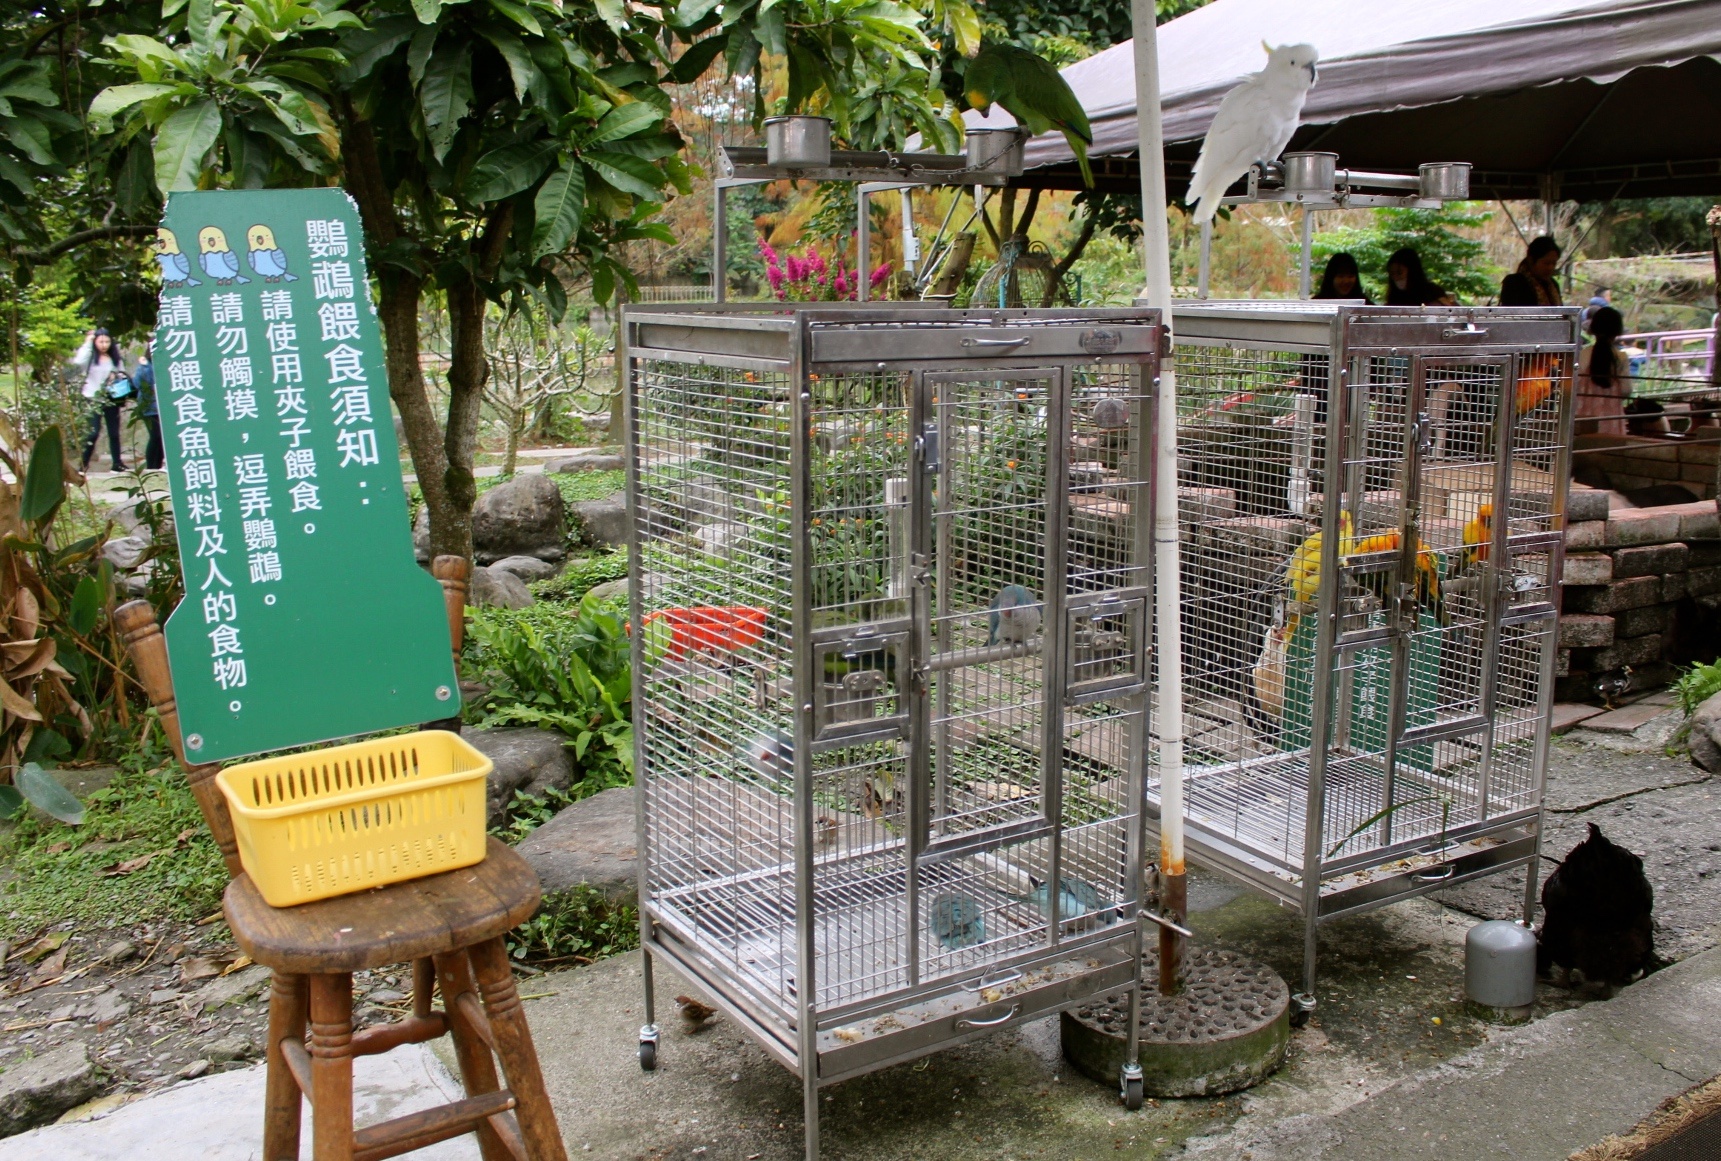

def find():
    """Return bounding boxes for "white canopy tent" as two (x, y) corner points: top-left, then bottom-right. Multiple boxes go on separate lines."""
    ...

(972, 0), (1721, 201)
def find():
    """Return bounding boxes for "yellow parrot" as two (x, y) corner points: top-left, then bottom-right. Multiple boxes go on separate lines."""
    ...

(1462, 503), (1493, 571)
(1284, 511), (1354, 607)
(197, 226), (249, 284)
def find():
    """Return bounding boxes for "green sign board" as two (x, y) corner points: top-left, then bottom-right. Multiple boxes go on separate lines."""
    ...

(152, 188), (457, 762)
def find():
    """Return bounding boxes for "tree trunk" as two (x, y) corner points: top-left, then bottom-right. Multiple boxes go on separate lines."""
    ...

(337, 106), (464, 559)
(439, 205), (516, 558)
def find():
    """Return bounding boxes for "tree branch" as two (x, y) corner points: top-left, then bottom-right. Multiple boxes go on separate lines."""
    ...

(14, 224), (156, 264)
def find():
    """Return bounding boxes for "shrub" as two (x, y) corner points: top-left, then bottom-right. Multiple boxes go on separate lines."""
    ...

(1675, 658), (1721, 717)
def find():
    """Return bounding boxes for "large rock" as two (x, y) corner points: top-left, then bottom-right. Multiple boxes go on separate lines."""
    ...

(491, 555), (556, 582)
(515, 786), (637, 902)
(1689, 690), (1721, 772)
(101, 535), (149, 571)
(468, 566), (534, 609)
(472, 473), (567, 564)
(571, 492), (629, 550)
(0, 1042), (103, 1136)
(468, 726), (574, 827)
(547, 450), (623, 474)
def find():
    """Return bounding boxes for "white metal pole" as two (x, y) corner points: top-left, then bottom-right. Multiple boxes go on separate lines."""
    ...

(713, 183), (728, 303)
(1198, 219), (1212, 299)
(1299, 206), (1314, 299)
(1131, 0), (1185, 996)
(857, 187), (870, 302)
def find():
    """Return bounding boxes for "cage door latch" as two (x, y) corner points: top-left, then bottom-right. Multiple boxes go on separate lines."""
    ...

(917, 423), (941, 473)
(1412, 411), (1435, 457)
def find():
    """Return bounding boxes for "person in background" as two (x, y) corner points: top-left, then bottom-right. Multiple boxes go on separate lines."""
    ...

(133, 343), (162, 470)
(1499, 235), (1563, 306)
(1582, 288), (1612, 327)
(1384, 247), (1455, 306)
(1313, 252), (1371, 302)
(1576, 306), (1629, 437)
(70, 328), (131, 473)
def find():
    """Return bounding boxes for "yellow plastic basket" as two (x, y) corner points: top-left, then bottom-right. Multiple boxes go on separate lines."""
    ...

(216, 730), (492, 907)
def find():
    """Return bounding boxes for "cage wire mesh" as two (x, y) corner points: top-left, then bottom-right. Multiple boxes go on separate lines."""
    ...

(1161, 304), (1578, 980)
(624, 305), (1162, 1125)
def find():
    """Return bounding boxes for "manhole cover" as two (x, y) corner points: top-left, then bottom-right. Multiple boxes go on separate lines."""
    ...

(1061, 948), (1290, 1097)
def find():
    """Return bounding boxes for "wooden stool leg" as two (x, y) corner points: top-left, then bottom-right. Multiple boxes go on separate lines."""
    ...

(471, 937), (568, 1161)
(433, 949), (510, 1161)
(263, 972), (307, 1161)
(309, 973), (355, 1161)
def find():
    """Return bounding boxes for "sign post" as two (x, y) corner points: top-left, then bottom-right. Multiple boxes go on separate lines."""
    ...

(151, 188), (457, 763)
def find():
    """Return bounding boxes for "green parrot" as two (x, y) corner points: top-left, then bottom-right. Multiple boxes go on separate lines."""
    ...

(963, 42), (1093, 185)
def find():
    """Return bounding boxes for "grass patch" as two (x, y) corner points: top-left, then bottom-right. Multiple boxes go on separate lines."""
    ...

(531, 548), (628, 603)
(506, 883), (638, 965)
(0, 756), (227, 937)
(548, 469), (624, 506)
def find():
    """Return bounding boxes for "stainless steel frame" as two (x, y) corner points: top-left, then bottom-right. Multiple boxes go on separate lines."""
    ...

(623, 303), (1163, 1159)
(1157, 302), (1580, 1007)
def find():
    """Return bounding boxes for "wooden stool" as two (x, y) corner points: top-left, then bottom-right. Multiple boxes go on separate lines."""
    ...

(116, 558), (568, 1161)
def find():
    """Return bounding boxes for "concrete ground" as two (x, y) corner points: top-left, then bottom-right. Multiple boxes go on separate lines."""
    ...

(7, 714), (1715, 1160)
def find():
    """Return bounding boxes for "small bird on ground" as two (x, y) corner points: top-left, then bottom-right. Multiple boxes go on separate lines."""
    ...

(1186, 43), (1320, 224)
(929, 893), (987, 950)
(675, 995), (718, 1026)
(154, 228), (200, 287)
(988, 584), (1042, 646)
(1538, 823), (1654, 990)
(1018, 875), (1116, 926)
(246, 223), (297, 282)
(1594, 667), (1633, 711)
(197, 225), (250, 284)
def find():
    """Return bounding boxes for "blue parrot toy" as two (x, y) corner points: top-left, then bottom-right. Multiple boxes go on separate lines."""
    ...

(197, 226), (250, 284)
(1018, 875), (1116, 926)
(987, 584), (1042, 646)
(929, 893), (987, 950)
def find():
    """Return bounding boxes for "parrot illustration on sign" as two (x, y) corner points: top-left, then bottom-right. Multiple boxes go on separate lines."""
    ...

(246, 224), (297, 282)
(154, 228), (201, 288)
(197, 226), (250, 284)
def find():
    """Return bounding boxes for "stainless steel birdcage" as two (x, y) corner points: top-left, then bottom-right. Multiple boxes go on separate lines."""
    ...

(1160, 302), (1580, 1009)
(623, 303), (1163, 1157)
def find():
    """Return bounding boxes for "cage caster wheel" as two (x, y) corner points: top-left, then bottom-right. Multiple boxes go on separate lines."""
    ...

(1289, 993), (1316, 1029)
(639, 1024), (660, 1072)
(1120, 1064), (1144, 1111)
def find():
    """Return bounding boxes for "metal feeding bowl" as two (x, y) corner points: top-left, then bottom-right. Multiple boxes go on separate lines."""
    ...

(1419, 162), (1471, 200)
(764, 115), (832, 168)
(966, 128), (1025, 176)
(1281, 151), (1338, 197)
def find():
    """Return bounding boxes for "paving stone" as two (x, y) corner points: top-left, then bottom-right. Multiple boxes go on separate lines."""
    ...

(1566, 576), (1662, 614)
(1591, 634), (1665, 672)
(191, 965), (271, 1013)
(1566, 520), (1606, 550)
(1614, 604), (1670, 639)
(1579, 702), (1673, 734)
(1612, 542), (1689, 578)
(1607, 509), (1682, 546)
(0, 1042), (103, 1137)
(1686, 565), (1721, 598)
(1565, 486), (1612, 522)
(1549, 703), (1604, 734)
(1561, 552), (1612, 585)
(1558, 614), (1614, 648)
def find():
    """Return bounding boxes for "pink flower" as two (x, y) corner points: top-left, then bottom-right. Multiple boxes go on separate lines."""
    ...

(809, 250), (827, 277)
(870, 263), (890, 287)
(834, 272), (849, 298)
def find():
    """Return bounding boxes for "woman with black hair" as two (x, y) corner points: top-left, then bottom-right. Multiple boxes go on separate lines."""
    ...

(1576, 306), (1629, 436)
(1384, 247), (1454, 306)
(70, 328), (132, 473)
(1312, 252), (1371, 301)
(1499, 236), (1563, 306)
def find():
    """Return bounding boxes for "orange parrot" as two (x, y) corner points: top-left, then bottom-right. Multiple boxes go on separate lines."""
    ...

(1462, 503), (1494, 570)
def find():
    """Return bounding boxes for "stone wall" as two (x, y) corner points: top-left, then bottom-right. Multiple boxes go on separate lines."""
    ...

(1557, 482), (1721, 697)
(1572, 431), (1719, 502)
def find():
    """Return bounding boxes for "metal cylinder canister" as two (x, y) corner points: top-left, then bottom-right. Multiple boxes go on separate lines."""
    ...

(1465, 919), (1536, 1019)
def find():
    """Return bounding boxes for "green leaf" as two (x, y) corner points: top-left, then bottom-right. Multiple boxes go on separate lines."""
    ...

(587, 102), (662, 146)
(153, 99), (222, 192)
(22, 728), (70, 765)
(464, 140), (559, 203)
(338, 17), (417, 81)
(188, 0), (216, 48)
(2, 116), (55, 167)
(531, 160), (585, 258)
(419, 42), (473, 161)
(583, 150), (664, 200)
(477, 28), (539, 102)
(68, 576), (102, 636)
(87, 83), (182, 133)
(412, 0), (445, 22)
(677, 0), (723, 26)
(20, 426), (64, 524)
(16, 763), (84, 825)
(0, 785), (22, 820)
(667, 34), (728, 83)
(486, 0), (544, 36)
(593, 0), (629, 32)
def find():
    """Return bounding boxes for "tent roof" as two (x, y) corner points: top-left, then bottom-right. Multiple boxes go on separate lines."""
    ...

(990, 0), (1721, 201)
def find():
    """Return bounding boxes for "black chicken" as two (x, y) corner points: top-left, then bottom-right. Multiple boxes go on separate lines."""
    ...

(1537, 823), (1655, 989)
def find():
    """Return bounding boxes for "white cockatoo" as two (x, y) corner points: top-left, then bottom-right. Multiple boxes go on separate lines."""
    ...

(1186, 43), (1320, 224)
